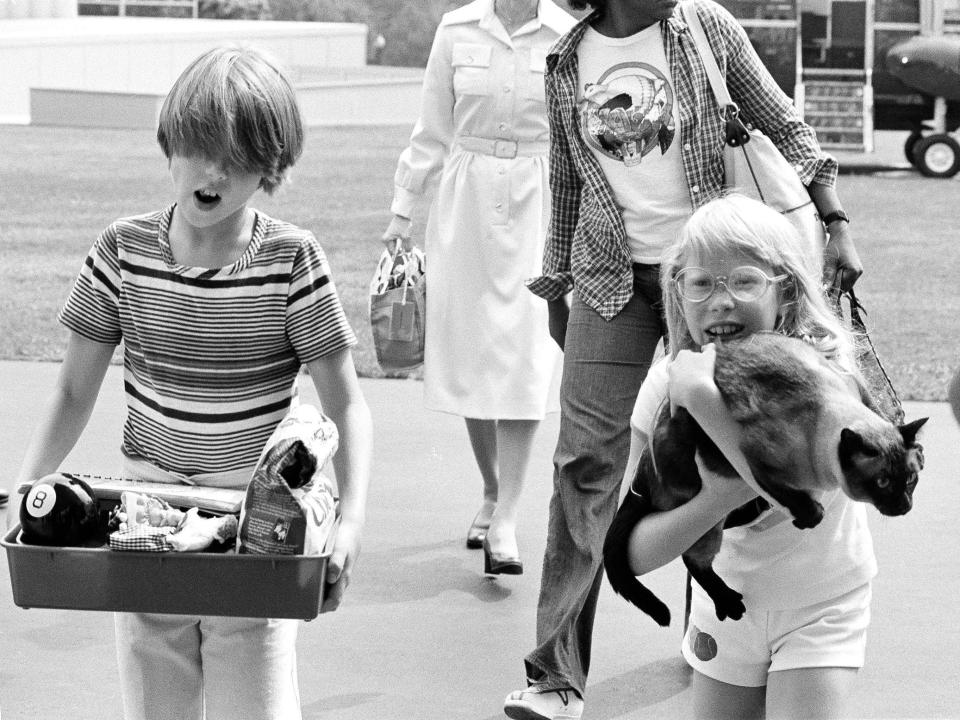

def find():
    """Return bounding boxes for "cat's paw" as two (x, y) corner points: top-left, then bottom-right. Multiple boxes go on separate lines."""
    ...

(713, 587), (746, 622)
(790, 502), (824, 529)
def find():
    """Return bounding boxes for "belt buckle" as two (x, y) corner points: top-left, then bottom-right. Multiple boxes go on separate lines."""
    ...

(494, 140), (518, 159)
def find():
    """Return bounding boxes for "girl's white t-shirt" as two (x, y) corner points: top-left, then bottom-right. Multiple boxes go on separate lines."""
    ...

(631, 358), (878, 610)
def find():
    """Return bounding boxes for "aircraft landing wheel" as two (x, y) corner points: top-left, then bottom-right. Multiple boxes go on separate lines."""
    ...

(913, 134), (960, 178)
(904, 131), (923, 167)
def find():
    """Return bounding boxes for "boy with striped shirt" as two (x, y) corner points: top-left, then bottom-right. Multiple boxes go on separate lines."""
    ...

(14, 46), (373, 720)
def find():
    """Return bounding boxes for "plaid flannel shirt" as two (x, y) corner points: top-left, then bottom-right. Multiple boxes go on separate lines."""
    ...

(527, 0), (838, 320)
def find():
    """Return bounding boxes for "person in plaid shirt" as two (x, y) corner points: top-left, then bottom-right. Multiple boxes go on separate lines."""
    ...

(505, 1), (861, 718)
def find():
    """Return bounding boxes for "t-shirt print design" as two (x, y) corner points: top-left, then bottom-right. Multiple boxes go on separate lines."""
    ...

(578, 61), (676, 166)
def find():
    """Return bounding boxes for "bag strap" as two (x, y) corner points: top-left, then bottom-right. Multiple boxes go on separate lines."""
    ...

(683, 3), (728, 105)
(837, 287), (906, 424)
(682, 2), (751, 147)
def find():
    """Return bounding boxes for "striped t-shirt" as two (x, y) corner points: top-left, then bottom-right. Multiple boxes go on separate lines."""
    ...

(59, 206), (357, 476)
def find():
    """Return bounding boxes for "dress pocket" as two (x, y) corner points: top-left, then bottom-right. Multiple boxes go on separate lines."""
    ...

(526, 46), (547, 103)
(452, 42), (492, 96)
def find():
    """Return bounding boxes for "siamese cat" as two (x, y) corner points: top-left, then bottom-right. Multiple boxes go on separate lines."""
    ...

(603, 332), (927, 627)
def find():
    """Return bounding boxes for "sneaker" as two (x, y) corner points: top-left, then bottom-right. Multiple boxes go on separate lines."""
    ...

(503, 685), (583, 720)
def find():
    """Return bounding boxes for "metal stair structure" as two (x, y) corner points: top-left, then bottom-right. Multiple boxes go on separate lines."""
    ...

(799, 73), (873, 152)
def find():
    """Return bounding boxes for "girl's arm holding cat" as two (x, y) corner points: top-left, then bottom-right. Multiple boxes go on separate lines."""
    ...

(626, 346), (756, 576)
(626, 443), (756, 575)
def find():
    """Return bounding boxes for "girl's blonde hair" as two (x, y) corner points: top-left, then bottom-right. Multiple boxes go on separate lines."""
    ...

(662, 194), (854, 365)
(157, 46), (303, 194)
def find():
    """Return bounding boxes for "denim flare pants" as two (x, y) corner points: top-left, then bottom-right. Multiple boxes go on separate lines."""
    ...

(524, 264), (666, 696)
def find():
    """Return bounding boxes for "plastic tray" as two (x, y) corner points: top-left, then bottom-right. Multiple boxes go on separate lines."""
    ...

(3, 493), (335, 621)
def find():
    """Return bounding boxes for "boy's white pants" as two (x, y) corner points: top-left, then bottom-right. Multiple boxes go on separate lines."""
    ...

(115, 612), (301, 720)
(115, 453), (301, 720)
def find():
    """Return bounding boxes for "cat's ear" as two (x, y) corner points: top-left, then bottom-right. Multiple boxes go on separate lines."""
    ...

(899, 417), (928, 446)
(840, 428), (880, 458)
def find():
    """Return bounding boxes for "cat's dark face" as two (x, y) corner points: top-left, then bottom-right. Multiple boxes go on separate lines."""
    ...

(838, 418), (928, 515)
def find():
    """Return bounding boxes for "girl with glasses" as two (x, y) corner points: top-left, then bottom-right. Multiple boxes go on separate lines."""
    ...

(622, 193), (874, 720)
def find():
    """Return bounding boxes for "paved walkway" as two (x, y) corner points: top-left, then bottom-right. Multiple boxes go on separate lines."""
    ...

(1, 361), (958, 719)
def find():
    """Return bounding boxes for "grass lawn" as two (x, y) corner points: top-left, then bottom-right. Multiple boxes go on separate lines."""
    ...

(0, 124), (956, 400)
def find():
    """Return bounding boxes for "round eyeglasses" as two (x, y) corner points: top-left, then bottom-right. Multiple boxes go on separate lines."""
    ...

(674, 266), (788, 303)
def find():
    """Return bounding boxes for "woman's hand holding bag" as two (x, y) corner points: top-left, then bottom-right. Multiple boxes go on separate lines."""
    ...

(382, 215), (414, 252)
(821, 221), (862, 292)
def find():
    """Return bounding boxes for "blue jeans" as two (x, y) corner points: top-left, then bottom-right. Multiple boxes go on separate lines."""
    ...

(524, 264), (666, 696)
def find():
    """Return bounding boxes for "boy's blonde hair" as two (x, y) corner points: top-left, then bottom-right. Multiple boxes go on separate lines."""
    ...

(661, 194), (853, 364)
(157, 46), (303, 194)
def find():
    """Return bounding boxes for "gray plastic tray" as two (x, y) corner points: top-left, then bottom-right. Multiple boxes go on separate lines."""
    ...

(3, 520), (333, 621)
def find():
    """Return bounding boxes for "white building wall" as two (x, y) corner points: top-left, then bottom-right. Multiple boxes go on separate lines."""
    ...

(0, 17), (367, 124)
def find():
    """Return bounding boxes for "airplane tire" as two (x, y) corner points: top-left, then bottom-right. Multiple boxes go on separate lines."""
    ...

(913, 134), (960, 178)
(904, 131), (923, 167)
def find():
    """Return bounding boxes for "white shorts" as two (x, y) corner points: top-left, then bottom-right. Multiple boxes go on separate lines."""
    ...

(681, 582), (872, 687)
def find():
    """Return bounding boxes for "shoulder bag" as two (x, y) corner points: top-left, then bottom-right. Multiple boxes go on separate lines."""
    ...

(683, 2), (827, 261)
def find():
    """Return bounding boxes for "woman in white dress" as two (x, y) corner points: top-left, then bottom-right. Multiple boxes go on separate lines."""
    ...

(383, 0), (572, 575)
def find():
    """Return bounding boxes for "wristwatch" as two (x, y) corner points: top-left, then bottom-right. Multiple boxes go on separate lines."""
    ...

(821, 210), (849, 226)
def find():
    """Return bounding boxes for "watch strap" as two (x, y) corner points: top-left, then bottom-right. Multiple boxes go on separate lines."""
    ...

(822, 210), (849, 225)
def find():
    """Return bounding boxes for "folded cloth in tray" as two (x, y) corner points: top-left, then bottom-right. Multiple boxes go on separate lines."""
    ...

(109, 509), (239, 553)
(109, 525), (177, 552)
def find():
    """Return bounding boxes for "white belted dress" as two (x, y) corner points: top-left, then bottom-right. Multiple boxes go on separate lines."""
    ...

(390, 0), (573, 419)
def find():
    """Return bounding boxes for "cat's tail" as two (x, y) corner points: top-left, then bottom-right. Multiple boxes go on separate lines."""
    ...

(603, 475), (672, 627)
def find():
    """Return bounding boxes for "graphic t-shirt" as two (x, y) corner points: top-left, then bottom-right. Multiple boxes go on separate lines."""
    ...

(577, 24), (691, 263)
